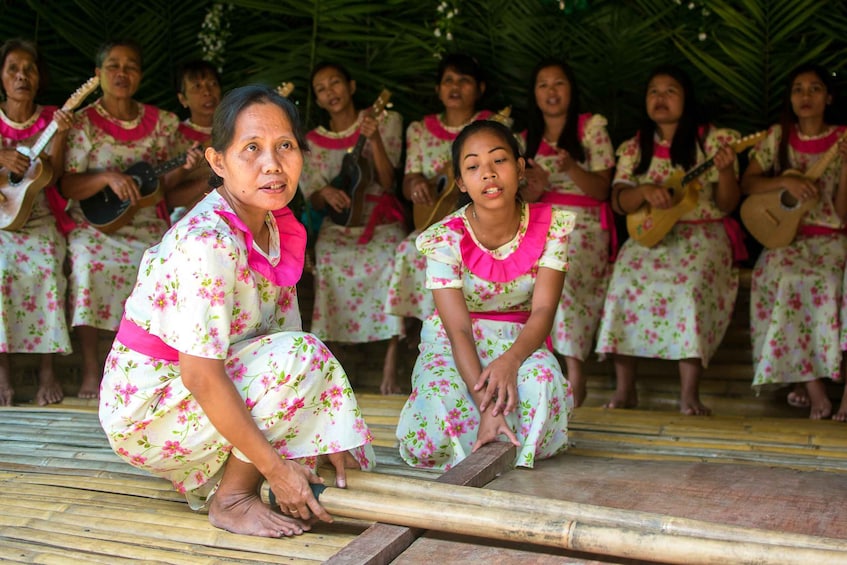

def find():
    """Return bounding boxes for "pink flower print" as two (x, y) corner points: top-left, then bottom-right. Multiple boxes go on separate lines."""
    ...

(284, 397), (305, 420)
(117, 447), (130, 457)
(536, 367), (554, 383)
(624, 310), (639, 325)
(117, 383), (138, 404)
(245, 397), (257, 410)
(416, 429), (428, 441)
(162, 440), (191, 458)
(152, 293), (168, 310)
(130, 454), (148, 466)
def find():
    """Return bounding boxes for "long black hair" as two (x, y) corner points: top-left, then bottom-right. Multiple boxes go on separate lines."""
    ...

(634, 64), (706, 175)
(524, 58), (585, 163)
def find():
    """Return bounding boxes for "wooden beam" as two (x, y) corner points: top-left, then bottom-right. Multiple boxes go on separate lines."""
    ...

(323, 441), (516, 565)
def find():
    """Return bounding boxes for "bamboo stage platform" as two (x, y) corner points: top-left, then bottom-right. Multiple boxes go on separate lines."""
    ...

(1, 395), (845, 563)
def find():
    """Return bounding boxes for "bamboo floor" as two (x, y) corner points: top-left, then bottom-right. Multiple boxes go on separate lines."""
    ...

(1, 394), (845, 563)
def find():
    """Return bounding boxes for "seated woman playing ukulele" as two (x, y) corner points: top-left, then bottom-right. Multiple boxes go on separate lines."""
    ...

(741, 63), (847, 420)
(0, 39), (74, 406)
(596, 64), (743, 416)
(300, 62), (406, 395)
(61, 39), (203, 399)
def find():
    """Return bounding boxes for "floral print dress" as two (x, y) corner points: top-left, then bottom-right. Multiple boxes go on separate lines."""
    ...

(528, 113), (616, 360)
(595, 127), (741, 364)
(0, 106), (70, 354)
(100, 190), (374, 509)
(386, 110), (493, 321)
(300, 110), (405, 343)
(750, 125), (847, 390)
(396, 202), (575, 470)
(64, 100), (179, 331)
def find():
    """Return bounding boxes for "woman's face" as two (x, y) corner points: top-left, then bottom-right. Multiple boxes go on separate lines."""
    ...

(437, 67), (483, 113)
(790, 71), (831, 120)
(312, 66), (354, 115)
(206, 101), (303, 221)
(646, 74), (684, 126)
(1, 49), (39, 105)
(178, 70), (221, 125)
(534, 65), (571, 119)
(97, 45), (142, 100)
(456, 128), (524, 212)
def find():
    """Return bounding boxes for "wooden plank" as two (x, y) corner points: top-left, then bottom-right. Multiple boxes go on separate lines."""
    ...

(324, 441), (516, 565)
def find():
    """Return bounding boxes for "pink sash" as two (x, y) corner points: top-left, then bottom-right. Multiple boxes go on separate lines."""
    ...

(468, 310), (553, 352)
(679, 217), (748, 263)
(798, 225), (847, 238)
(357, 193), (406, 244)
(539, 191), (618, 261)
(116, 316), (179, 362)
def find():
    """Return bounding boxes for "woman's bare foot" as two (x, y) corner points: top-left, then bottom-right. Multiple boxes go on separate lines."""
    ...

(35, 356), (63, 406)
(680, 397), (711, 416)
(604, 389), (637, 409)
(787, 383), (810, 408)
(679, 359), (710, 415)
(380, 337), (401, 395)
(0, 355), (13, 406)
(606, 355), (638, 409)
(209, 489), (308, 538)
(77, 372), (101, 400)
(805, 379), (832, 420)
(564, 357), (586, 408)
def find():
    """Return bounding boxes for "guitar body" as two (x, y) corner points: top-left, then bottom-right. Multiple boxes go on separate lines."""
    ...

(626, 170), (701, 247)
(0, 152), (52, 231)
(739, 170), (818, 249)
(413, 168), (457, 231)
(79, 161), (164, 234)
(327, 152), (371, 227)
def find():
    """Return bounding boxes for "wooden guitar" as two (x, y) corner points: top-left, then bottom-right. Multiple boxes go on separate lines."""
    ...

(627, 131), (766, 247)
(0, 77), (100, 231)
(80, 153), (190, 234)
(327, 89), (392, 227)
(740, 129), (847, 249)
(412, 106), (512, 231)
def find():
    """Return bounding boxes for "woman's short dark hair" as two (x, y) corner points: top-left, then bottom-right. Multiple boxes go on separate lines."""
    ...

(95, 39), (143, 68)
(451, 119), (521, 180)
(437, 53), (485, 86)
(208, 84), (309, 188)
(175, 59), (221, 94)
(310, 61), (352, 97)
(0, 39), (47, 98)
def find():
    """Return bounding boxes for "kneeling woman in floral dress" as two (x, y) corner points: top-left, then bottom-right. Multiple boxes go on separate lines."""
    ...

(396, 120), (575, 470)
(99, 85), (374, 538)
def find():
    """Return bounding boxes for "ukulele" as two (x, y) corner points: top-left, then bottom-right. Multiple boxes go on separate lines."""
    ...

(0, 76), (100, 231)
(740, 128), (847, 249)
(412, 106), (512, 231)
(326, 89), (392, 227)
(627, 131), (766, 247)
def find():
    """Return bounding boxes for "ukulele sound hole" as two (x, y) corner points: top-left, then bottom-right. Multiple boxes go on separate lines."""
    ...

(435, 175), (448, 195)
(8, 172), (22, 185)
(780, 190), (800, 210)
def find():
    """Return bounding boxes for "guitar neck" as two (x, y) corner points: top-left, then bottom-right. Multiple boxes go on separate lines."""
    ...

(349, 133), (367, 159)
(803, 129), (847, 181)
(20, 119), (59, 159)
(682, 157), (714, 186)
(153, 153), (188, 176)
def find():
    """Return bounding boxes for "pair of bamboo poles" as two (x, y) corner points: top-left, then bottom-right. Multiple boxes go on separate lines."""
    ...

(309, 469), (846, 565)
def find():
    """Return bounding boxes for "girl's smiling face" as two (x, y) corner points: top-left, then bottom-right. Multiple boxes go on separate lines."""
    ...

(456, 127), (524, 210)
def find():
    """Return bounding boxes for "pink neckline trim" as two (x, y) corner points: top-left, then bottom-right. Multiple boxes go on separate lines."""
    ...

(444, 202), (552, 283)
(85, 101), (159, 141)
(307, 126), (360, 150)
(214, 207), (306, 286)
(0, 106), (54, 141)
(423, 110), (493, 141)
(178, 121), (211, 143)
(789, 125), (847, 154)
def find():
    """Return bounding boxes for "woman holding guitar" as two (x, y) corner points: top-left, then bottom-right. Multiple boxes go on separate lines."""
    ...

(741, 63), (847, 420)
(520, 59), (615, 407)
(596, 65), (743, 416)
(386, 54), (491, 381)
(60, 39), (203, 399)
(300, 62), (406, 395)
(0, 39), (74, 406)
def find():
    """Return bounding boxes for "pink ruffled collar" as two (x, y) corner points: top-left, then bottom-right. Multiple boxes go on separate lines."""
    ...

(85, 99), (159, 142)
(306, 112), (365, 150)
(789, 124), (847, 154)
(0, 105), (54, 141)
(213, 206), (306, 287)
(423, 110), (493, 141)
(525, 113), (592, 157)
(444, 202), (552, 283)
(178, 120), (211, 143)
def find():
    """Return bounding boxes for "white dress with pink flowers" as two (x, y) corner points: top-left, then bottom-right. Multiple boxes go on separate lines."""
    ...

(99, 190), (375, 508)
(0, 106), (70, 354)
(396, 202), (574, 470)
(300, 110), (405, 343)
(595, 128), (741, 364)
(64, 100), (179, 332)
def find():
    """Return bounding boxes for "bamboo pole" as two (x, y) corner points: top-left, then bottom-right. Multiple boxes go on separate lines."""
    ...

(320, 469), (847, 553)
(310, 484), (845, 565)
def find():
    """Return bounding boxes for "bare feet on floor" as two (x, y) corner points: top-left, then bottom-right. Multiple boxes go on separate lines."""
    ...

(77, 373), (101, 400)
(805, 379), (832, 420)
(604, 389), (637, 409)
(787, 384), (810, 408)
(36, 373), (64, 406)
(680, 397), (711, 416)
(0, 382), (12, 406)
(209, 490), (308, 538)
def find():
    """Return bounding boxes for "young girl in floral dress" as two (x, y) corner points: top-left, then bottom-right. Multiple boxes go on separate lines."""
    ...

(0, 39), (74, 406)
(396, 120), (574, 470)
(741, 63), (847, 420)
(521, 59), (615, 407)
(596, 64), (743, 416)
(386, 54), (493, 361)
(300, 62), (406, 395)
(61, 39), (203, 399)
(100, 85), (374, 538)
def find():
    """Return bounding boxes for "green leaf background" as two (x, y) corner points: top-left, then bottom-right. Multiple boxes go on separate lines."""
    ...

(2, 0), (846, 146)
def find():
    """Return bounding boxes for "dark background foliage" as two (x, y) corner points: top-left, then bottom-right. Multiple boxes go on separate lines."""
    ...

(2, 0), (846, 146)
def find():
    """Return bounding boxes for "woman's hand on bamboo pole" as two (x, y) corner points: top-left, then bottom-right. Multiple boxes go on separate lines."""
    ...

(324, 450), (362, 489)
(268, 459), (332, 523)
(473, 411), (520, 453)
